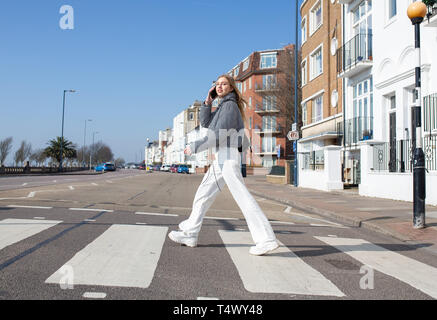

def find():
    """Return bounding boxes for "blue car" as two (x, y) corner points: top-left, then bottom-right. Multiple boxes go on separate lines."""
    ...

(95, 162), (116, 172)
(177, 165), (190, 174)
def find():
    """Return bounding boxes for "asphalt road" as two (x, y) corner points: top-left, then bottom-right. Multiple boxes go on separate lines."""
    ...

(1, 169), (437, 305)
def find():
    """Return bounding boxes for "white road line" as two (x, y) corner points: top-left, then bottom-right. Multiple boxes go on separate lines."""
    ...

(27, 192), (36, 198)
(45, 225), (168, 288)
(22, 183), (28, 186)
(7, 205), (53, 209)
(284, 206), (292, 213)
(106, 180), (113, 184)
(69, 208), (113, 212)
(83, 219), (96, 222)
(135, 222), (147, 225)
(135, 212), (178, 217)
(204, 216), (239, 221)
(69, 186), (75, 190)
(218, 230), (344, 297)
(91, 183), (98, 186)
(269, 221), (295, 225)
(0, 218), (62, 250)
(83, 292), (107, 299)
(197, 297), (220, 300)
(315, 236), (437, 299)
(291, 212), (345, 227)
(33, 217), (46, 220)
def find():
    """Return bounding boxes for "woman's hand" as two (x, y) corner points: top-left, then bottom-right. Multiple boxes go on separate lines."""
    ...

(205, 86), (215, 105)
(184, 145), (192, 156)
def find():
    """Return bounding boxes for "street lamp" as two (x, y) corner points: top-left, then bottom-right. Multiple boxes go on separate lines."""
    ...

(90, 131), (99, 169)
(59, 89), (76, 171)
(146, 138), (150, 168)
(407, 1), (427, 229)
(83, 119), (92, 167)
(293, 0), (299, 187)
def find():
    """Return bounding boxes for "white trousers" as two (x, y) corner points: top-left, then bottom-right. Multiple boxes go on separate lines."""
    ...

(179, 155), (277, 245)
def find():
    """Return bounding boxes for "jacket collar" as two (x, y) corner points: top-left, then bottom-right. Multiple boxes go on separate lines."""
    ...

(218, 91), (237, 106)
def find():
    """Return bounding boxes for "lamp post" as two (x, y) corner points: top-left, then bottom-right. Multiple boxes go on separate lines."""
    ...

(146, 138), (150, 169)
(59, 89), (76, 171)
(407, 1), (427, 229)
(293, 0), (299, 187)
(90, 131), (99, 169)
(83, 119), (92, 167)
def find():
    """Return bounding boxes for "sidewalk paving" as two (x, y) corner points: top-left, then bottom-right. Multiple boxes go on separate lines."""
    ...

(244, 175), (437, 256)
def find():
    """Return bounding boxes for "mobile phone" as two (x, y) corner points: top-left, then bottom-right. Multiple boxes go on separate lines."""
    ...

(210, 87), (217, 99)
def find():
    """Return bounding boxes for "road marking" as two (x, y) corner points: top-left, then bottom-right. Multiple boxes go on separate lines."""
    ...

(83, 292), (107, 299)
(7, 205), (53, 209)
(135, 222), (147, 225)
(284, 206), (292, 213)
(33, 217), (46, 220)
(22, 183), (28, 186)
(315, 236), (437, 299)
(0, 218), (62, 250)
(197, 297), (219, 300)
(91, 183), (98, 186)
(135, 212), (178, 217)
(106, 180), (113, 184)
(204, 216), (239, 221)
(83, 219), (96, 222)
(69, 186), (75, 190)
(53, 180), (57, 183)
(69, 208), (113, 212)
(45, 224), (168, 288)
(291, 212), (345, 228)
(218, 230), (345, 297)
(27, 192), (36, 198)
(269, 221), (295, 225)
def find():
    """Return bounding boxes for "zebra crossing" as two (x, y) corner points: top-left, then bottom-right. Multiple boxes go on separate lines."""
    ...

(1, 216), (437, 299)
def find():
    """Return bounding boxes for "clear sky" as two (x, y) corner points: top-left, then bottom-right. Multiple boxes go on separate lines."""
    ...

(0, 0), (302, 164)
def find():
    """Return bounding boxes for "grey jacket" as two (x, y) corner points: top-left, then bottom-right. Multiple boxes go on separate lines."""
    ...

(189, 91), (249, 154)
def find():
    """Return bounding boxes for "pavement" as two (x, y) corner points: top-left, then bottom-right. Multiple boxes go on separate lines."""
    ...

(243, 175), (437, 256)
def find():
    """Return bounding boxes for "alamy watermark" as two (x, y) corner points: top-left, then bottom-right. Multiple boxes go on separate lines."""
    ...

(59, 5), (74, 30)
(59, 265), (74, 289)
(359, 265), (374, 290)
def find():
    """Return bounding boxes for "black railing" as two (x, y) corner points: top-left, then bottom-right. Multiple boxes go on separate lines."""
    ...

(254, 82), (280, 92)
(372, 136), (437, 172)
(337, 33), (373, 74)
(344, 116), (374, 146)
(255, 104), (279, 113)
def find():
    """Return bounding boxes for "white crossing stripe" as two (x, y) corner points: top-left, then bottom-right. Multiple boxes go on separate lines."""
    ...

(0, 218), (62, 250)
(135, 212), (178, 217)
(83, 292), (107, 299)
(45, 224), (168, 288)
(7, 205), (53, 209)
(218, 230), (345, 297)
(315, 236), (437, 299)
(69, 208), (113, 212)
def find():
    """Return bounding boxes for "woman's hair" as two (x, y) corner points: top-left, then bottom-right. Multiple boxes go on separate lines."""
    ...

(216, 74), (246, 123)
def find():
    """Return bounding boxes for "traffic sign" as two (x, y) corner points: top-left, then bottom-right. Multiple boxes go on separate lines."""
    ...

(287, 130), (299, 141)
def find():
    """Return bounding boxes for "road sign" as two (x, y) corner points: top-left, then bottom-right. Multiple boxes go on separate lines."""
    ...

(287, 130), (299, 141)
(292, 123), (297, 131)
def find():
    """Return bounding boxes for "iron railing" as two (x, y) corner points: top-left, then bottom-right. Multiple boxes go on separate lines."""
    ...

(337, 33), (373, 74)
(372, 136), (437, 172)
(344, 116), (374, 146)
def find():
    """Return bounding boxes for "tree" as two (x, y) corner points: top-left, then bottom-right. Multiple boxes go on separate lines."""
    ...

(29, 149), (48, 166)
(14, 140), (32, 166)
(0, 137), (13, 166)
(44, 137), (77, 165)
(114, 157), (125, 167)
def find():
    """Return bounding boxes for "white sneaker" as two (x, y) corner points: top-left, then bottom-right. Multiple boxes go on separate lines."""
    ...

(168, 230), (198, 247)
(249, 241), (279, 256)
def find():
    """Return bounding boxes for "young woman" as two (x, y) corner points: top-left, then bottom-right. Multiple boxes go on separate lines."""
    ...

(168, 74), (278, 256)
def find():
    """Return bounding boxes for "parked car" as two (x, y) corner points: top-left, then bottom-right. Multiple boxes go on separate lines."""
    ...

(161, 164), (171, 172)
(153, 165), (161, 171)
(170, 164), (179, 173)
(177, 165), (190, 174)
(95, 162), (116, 172)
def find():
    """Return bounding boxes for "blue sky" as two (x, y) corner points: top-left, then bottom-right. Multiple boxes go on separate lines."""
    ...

(0, 0), (302, 164)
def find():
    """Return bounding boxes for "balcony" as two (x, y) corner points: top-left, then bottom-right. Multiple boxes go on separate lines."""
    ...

(255, 104), (280, 114)
(344, 116), (374, 146)
(424, 3), (437, 28)
(254, 82), (280, 93)
(255, 125), (282, 135)
(337, 33), (373, 78)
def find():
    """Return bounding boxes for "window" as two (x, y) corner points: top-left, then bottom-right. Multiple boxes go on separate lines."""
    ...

(390, 95), (396, 109)
(262, 137), (276, 153)
(237, 82), (242, 93)
(249, 96), (252, 108)
(388, 0), (397, 20)
(234, 66), (239, 77)
(189, 112), (194, 120)
(260, 53), (277, 69)
(310, 45), (323, 80)
(302, 102), (308, 126)
(301, 16), (307, 44)
(242, 57), (250, 71)
(263, 96), (277, 111)
(249, 77), (252, 89)
(301, 58), (308, 86)
(249, 117), (252, 129)
(353, 76), (373, 134)
(310, 0), (323, 35)
(262, 116), (277, 131)
(312, 95), (323, 123)
(262, 74), (277, 89)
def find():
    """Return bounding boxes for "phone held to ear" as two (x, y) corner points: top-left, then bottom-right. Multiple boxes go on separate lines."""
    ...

(210, 87), (217, 99)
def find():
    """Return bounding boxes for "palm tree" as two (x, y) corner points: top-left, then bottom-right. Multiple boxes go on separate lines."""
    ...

(44, 137), (77, 166)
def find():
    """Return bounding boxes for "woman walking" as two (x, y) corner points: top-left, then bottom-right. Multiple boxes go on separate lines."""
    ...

(168, 74), (278, 256)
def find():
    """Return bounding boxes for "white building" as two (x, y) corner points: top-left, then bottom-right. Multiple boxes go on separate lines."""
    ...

(356, 0), (437, 205)
(186, 125), (209, 173)
(173, 110), (186, 165)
